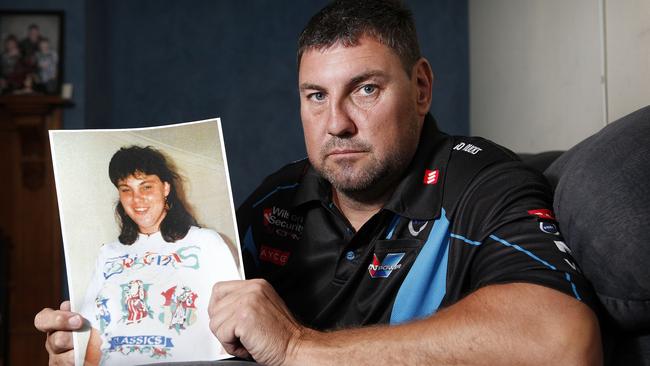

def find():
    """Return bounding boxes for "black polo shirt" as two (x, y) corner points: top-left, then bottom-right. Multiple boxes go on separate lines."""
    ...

(236, 114), (596, 330)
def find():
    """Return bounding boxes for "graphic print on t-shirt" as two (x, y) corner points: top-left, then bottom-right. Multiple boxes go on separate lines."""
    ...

(102, 246), (202, 279)
(120, 280), (153, 324)
(159, 285), (198, 333)
(95, 295), (111, 332)
(104, 334), (175, 359)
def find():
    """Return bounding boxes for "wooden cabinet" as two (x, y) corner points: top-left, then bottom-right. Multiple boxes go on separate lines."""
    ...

(0, 95), (69, 366)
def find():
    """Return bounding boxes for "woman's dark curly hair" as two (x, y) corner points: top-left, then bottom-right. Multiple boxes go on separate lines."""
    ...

(108, 146), (197, 244)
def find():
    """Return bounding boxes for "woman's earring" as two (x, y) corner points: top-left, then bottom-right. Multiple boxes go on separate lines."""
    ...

(164, 196), (171, 211)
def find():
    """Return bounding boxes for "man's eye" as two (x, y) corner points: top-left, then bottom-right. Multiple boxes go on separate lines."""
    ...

(359, 84), (377, 96)
(308, 92), (325, 102)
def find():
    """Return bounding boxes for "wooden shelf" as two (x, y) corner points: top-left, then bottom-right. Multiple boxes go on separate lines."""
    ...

(0, 96), (71, 365)
(0, 95), (73, 118)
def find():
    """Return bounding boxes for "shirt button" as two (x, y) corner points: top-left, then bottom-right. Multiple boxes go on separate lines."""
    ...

(346, 251), (355, 261)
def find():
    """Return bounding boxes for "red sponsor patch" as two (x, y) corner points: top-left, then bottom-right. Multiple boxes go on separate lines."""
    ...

(527, 209), (556, 220)
(423, 169), (439, 185)
(259, 245), (291, 266)
(263, 208), (272, 226)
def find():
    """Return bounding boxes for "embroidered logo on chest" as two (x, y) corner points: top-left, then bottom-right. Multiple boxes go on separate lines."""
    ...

(263, 206), (304, 240)
(368, 253), (405, 278)
(423, 169), (440, 185)
(408, 220), (429, 237)
(259, 245), (291, 266)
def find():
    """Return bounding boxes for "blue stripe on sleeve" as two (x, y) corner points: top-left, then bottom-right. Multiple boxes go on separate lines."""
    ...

(450, 233), (482, 246)
(565, 272), (582, 301)
(489, 234), (582, 300)
(488, 234), (556, 270)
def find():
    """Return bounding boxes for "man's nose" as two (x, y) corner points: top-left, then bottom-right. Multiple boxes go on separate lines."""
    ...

(327, 100), (357, 136)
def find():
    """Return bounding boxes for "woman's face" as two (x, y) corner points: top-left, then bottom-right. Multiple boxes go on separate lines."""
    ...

(117, 173), (170, 235)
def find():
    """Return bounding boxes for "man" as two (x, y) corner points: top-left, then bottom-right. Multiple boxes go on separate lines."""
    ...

(19, 24), (43, 69)
(35, 1), (602, 365)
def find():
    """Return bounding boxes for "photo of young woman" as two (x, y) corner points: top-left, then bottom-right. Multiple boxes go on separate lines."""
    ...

(49, 119), (242, 365)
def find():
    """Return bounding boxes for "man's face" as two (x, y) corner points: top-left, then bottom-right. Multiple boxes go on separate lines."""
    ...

(29, 28), (40, 42)
(299, 36), (424, 195)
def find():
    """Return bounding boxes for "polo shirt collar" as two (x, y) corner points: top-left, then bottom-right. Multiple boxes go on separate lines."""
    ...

(292, 162), (330, 207)
(382, 114), (448, 220)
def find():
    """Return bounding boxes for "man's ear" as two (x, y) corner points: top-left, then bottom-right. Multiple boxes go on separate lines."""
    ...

(412, 58), (434, 117)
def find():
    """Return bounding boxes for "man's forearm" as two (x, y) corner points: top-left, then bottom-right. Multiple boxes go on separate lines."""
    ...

(286, 283), (602, 366)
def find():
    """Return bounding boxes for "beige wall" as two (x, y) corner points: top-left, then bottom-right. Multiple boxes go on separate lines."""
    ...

(605, 0), (650, 122)
(469, 0), (650, 153)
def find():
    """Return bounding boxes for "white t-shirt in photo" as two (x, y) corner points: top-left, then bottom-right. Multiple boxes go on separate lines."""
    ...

(80, 226), (240, 365)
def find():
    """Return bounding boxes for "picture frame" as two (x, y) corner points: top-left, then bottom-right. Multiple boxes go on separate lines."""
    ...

(0, 10), (64, 95)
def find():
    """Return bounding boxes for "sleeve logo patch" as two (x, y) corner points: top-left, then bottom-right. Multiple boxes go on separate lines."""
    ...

(453, 142), (482, 155)
(527, 209), (556, 220)
(539, 221), (560, 235)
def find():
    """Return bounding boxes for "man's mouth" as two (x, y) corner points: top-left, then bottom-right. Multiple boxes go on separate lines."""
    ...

(322, 138), (372, 158)
(327, 149), (367, 156)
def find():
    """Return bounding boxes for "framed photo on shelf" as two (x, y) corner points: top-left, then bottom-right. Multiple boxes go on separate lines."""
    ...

(0, 10), (64, 95)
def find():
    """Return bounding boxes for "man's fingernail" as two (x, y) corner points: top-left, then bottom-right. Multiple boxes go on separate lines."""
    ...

(68, 315), (82, 327)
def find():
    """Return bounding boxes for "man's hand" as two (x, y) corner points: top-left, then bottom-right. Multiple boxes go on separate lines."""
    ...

(212, 283), (601, 366)
(34, 301), (84, 366)
(209, 279), (308, 366)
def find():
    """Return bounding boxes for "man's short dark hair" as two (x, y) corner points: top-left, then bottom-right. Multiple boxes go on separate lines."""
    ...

(297, 0), (422, 74)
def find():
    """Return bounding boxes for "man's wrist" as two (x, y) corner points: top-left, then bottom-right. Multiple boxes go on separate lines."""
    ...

(284, 326), (322, 366)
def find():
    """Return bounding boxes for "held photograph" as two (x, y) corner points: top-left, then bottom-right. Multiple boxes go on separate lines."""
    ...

(49, 119), (243, 365)
(0, 11), (63, 95)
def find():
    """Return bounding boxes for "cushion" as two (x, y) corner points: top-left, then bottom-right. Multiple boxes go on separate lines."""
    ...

(545, 106), (650, 364)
